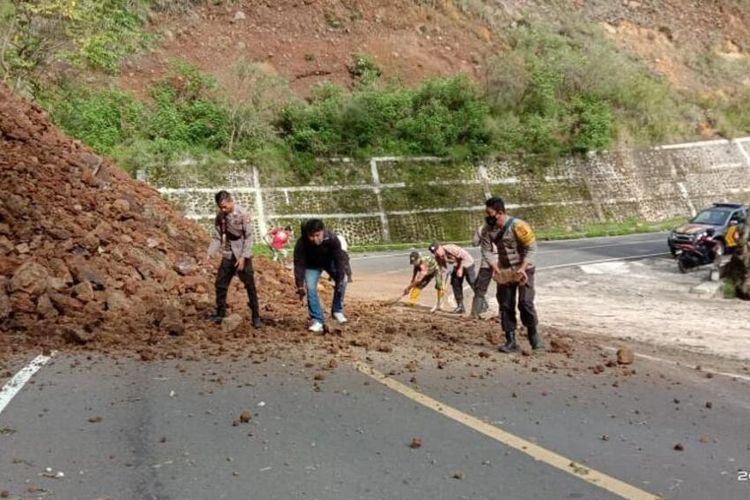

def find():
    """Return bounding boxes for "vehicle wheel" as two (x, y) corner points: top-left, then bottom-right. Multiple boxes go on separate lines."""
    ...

(677, 258), (689, 274)
(669, 245), (677, 258)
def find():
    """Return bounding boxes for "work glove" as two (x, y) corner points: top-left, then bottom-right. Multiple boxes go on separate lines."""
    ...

(296, 287), (306, 301)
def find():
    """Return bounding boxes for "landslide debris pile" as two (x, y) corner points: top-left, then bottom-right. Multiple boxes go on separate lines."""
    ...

(0, 83), (234, 352)
(0, 84), (585, 370)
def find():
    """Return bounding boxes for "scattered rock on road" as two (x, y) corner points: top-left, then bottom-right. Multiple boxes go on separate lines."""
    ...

(617, 348), (635, 365)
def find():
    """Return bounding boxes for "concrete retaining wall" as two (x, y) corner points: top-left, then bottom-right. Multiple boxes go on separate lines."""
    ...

(152, 137), (750, 245)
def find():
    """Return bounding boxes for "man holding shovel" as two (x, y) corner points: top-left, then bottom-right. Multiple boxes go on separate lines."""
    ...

(401, 251), (446, 312)
(485, 196), (543, 352)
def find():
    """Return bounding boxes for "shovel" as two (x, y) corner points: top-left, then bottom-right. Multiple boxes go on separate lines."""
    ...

(387, 291), (409, 306)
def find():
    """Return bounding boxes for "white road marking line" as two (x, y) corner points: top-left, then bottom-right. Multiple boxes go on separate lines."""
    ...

(351, 234), (668, 261)
(354, 361), (660, 500)
(455, 254), (670, 293)
(351, 251), (415, 261)
(0, 352), (55, 416)
(601, 346), (750, 383)
(536, 240), (666, 254)
(538, 252), (670, 270)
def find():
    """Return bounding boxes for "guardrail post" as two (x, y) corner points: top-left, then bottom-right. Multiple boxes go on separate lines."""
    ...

(252, 165), (269, 238)
(370, 158), (391, 243)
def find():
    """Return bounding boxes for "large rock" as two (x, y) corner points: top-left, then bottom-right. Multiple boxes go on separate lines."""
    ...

(36, 293), (58, 319)
(69, 259), (107, 290)
(61, 325), (98, 344)
(159, 304), (185, 336)
(72, 281), (95, 302)
(9, 291), (36, 313)
(222, 313), (243, 333)
(105, 290), (129, 312)
(48, 291), (84, 314)
(112, 198), (130, 213)
(617, 348), (635, 365)
(0, 283), (10, 320)
(174, 256), (197, 276)
(10, 260), (50, 296)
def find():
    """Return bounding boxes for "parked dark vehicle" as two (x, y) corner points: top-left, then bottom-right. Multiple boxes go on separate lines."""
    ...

(668, 203), (747, 257)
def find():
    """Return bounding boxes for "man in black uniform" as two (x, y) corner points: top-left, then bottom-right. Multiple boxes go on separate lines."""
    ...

(206, 190), (263, 329)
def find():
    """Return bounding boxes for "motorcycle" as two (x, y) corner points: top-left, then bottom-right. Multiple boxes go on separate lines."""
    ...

(675, 228), (721, 273)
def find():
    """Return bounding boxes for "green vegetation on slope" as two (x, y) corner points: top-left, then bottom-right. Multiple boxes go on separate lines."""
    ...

(3, 2), (750, 184)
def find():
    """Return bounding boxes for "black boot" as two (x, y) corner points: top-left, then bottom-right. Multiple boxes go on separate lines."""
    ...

(249, 302), (264, 329)
(498, 331), (517, 353)
(211, 309), (226, 325)
(451, 302), (465, 314)
(528, 327), (544, 351)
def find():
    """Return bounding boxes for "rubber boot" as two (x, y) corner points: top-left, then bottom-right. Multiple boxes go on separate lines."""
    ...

(451, 301), (465, 314)
(498, 331), (518, 353)
(407, 287), (422, 306)
(527, 327), (544, 351)
(479, 296), (489, 315)
(252, 317), (264, 329)
(470, 295), (484, 319)
(432, 289), (445, 313)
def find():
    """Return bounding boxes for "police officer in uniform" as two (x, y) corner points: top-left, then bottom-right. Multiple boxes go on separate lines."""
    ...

(485, 196), (542, 352)
(207, 190), (263, 329)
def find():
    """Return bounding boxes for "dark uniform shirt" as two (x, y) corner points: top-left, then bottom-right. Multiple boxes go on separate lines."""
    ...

(207, 204), (254, 260)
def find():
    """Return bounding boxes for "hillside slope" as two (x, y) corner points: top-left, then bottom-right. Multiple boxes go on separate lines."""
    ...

(119, 0), (750, 98)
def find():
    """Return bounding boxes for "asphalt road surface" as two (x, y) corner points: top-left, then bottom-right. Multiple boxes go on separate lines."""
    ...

(2, 233), (749, 500)
(350, 232), (671, 275)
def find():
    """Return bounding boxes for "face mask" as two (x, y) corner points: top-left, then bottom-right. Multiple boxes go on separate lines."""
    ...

(485, 216), (497, 227)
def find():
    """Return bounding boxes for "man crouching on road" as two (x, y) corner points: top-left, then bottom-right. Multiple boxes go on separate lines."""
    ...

(293, 218), (348, 333)
(429, 241), (477, 315)
(207, 190), (264, 329)
(485, 196), (543, 352)
(403, 251), (445, 312)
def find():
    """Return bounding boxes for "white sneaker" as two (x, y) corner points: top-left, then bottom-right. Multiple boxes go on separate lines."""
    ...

(308, 321), (324, 333)
(333, 312), (348, 324)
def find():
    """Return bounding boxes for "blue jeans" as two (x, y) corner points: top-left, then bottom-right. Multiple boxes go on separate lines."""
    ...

(305, 268), (346, 323)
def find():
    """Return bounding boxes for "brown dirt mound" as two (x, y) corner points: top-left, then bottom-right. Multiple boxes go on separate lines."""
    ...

(0, 82), (229, 356)
(0, 84), (582, 370)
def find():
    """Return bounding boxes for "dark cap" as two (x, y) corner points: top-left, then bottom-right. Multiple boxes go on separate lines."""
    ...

(428, 242), (440, 254)
(409, 251), (420, 265)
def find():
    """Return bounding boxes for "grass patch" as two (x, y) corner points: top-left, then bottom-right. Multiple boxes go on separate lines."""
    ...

(535, 218), (682, 241)
(723, 278), (737, 299)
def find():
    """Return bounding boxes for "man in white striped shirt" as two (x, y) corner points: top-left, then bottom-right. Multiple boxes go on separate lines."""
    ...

(429, 242), (477, 315)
